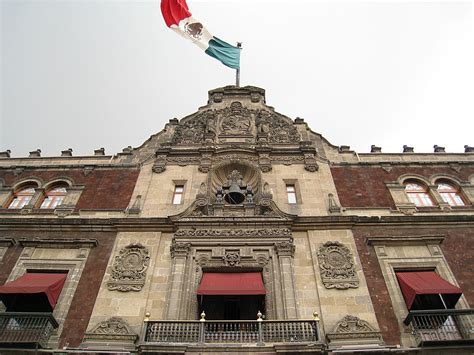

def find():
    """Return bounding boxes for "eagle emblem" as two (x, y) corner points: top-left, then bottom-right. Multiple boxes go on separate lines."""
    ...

(184, 22), (203, 40)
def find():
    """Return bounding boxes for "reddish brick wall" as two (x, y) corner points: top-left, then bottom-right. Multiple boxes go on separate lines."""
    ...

(0, 244), (22, 284)
(353, 226), (474, 345)
(0, 168), (139, 211)
(0, 230), (116, 347)
(331, 166), (474, 208)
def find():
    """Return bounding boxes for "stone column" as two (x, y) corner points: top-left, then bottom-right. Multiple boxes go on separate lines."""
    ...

(166, 242), (191, 319)
(275, 241), (298, 319)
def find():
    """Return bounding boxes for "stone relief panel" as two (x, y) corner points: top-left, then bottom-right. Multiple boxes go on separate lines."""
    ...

(87, 317), (135, 335)
(317, 241), (359, 289)
(223, 250), (241, 266)
(256, 109), (300, 144)
(171, 110), (215, 144)
(217, 102), (254, 136)
(107, 243), (150, 292)
(326, 315), (382, 344)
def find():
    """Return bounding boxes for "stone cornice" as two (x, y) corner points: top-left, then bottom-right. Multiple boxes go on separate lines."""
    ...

(0, 214), (473, 233)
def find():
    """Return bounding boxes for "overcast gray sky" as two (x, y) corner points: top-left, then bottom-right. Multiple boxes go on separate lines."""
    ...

(1, 0), (473, 157)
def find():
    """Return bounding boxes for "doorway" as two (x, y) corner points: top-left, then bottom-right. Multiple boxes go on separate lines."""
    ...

(200, 295), (265, 320)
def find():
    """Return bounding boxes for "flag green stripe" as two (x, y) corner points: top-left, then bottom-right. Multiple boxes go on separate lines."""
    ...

(205, 37), (240, 69)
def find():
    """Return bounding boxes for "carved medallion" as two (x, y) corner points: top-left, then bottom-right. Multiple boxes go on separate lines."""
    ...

(107, 244), (150, 292)
(223, 251), (241, 266)
(218, 102), (253, 135)
(317, 241), (359, 289)
(172, 110), (214, 144)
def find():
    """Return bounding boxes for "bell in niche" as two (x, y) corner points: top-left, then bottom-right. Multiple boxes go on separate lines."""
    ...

(224, 181), (246, 204)
(221, 169), (247, 205)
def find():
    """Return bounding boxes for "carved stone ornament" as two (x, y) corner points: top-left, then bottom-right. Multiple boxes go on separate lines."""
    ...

(89, 317), (134, 335)
(223, 251), (241, 266)
(326, 315), (382, 344)
(256, 109), (300, 143)
(152, 155), (167, 173)
(107, 244), (150, 292)
(174, 228), (292, 238)
(218, 102), (253, 136)
(317, 241), (359, 289)
(274, 241), (296, 256)
(172, 110), (215, 144)
(170, 241), (191, 258)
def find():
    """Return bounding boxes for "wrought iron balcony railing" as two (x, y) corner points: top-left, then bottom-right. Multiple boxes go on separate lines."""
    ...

(0, 312), (59, 349)
(144, 319), (320, 345)
(404, 309), (474, 346)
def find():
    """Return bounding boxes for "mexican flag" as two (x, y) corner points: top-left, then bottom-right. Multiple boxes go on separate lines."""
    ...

(160, 0), (241, 69)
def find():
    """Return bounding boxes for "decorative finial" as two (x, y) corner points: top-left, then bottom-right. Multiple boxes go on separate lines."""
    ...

(313, 311), (320, 321)
(144, 312), (151, 322)
(257, 311), (263, 321)
(200, 311), (206, 322)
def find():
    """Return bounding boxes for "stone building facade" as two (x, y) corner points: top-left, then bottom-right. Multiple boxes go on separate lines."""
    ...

(0, 85), (472, 353)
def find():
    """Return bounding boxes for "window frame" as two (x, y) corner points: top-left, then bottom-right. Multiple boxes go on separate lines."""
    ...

(7, 186), (37, 209)
(172, 185), (185, 205)
(404, 180), (435, 207)
(286, 184), (297, 204)
(436, 181), (465, 207)
(40, 185), (68, 209)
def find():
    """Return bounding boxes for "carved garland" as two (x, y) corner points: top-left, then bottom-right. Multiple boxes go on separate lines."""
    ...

(326, 315), (382, 342)
(317, 241), (359, 289)
(88, 317), (134, 335)
(107, 243), (150, 292)
(174, 228), (292, 238)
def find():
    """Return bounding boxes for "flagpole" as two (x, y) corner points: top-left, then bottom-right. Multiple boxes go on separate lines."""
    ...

(236, 42), (242, 87)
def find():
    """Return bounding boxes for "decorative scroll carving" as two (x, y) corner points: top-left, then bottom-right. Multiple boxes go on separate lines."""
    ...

(328, 193), (341, 213)
(107, 244), (150, 292)
(317, 241), (359, 289)
(214, 154), (258, 162)
(166, 156), (201, 165)
(174, 228), (292, 238)
(256, 110), (300, 143)
(326, 315), (382, 343)
(304, 153), (319, 172)
(274, 241), (296, 256)
(218, 102), (253, 135)
(170, 242), (191, 258)
(258, 153), (272, 172)
(172, 110), (214, 144)
(199, 152), (213, 173)
(89, 317), (134, 335)
(271, 156), (305, 165)
(152, 154), (167, 173)
(223, 251), (241, 266)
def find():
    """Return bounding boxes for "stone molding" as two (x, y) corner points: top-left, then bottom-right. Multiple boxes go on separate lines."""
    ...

(317, 241), (359, 289)
(18, 237), (98, 249)
(274, 241), (296, 257)
(107, 243), (150, 292)
(170, 241), (191, 258)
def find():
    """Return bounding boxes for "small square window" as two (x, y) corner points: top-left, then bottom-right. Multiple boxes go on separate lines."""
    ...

(286, 185), (297, 204)
(172, 185), (184, 205)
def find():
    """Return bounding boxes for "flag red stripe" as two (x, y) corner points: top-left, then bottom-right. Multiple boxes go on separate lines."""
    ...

(161, 0), (192, 27)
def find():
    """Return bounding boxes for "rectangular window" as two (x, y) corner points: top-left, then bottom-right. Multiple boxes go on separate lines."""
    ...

(286, 185), (297, 204)
(172, 185), (184, 204)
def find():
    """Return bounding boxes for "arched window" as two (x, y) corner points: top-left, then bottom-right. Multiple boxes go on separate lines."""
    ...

(405, 181), (434, 207)
(8, 186), (36, 209)
(40, 186), (67, 209)
(437, 182), (465, 206)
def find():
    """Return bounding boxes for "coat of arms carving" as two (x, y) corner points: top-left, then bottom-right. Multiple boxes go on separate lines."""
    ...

(218, 102), (253, 135)
(317, 241), (359, 289)
(107, 243), (150, 292)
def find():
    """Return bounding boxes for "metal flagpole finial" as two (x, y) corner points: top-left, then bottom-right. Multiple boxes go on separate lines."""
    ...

(236, 42), (242, 87)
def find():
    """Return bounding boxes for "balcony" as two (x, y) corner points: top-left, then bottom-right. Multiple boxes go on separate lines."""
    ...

(140, 317), (323, 353)
(0, 312), (59, 349)
(404, 309), (474, 347)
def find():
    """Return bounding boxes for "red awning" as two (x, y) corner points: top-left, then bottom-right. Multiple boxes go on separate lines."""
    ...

(396, 271), (462, 310)
(197, 272), (266, 295)
(0, 273), (67, 312)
